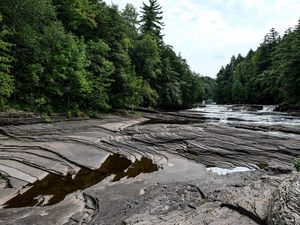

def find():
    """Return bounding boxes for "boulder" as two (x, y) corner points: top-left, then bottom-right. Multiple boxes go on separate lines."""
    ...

(268, 174), (300, 225)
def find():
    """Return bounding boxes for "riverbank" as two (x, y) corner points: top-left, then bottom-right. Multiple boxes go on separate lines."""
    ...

(0, 106), (299, 224)
(1, 103), (299, 126)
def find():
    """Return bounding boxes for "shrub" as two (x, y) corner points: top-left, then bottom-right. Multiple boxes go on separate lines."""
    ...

(294, 158), (300, 172)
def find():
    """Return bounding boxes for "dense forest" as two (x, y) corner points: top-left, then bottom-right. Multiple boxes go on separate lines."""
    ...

(215, 21), (300, 107)
(0, 0), (208, 114)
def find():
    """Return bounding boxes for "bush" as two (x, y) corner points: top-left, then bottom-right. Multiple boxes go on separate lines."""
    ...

(294, 158), (300, 172)
(66, 110), (72, 118)
(34, 97), (52, 113)
(42, 114), (52, 123)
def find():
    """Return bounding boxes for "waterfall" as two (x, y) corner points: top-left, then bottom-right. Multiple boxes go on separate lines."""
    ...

(260, 105), (276, 112)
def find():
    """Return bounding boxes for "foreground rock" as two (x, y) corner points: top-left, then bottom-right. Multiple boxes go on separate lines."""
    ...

(268, 174), (300, 225)
(0, 110), (299, 224)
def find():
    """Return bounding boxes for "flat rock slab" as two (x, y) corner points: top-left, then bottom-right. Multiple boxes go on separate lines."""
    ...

(0, 111), (299, 224)
(99, 118), (149, 131)
(0, 164), (37, 184)
(0, 192), (94, 225)
(0, 160), (48, 181)
(41, 141), (110, 170)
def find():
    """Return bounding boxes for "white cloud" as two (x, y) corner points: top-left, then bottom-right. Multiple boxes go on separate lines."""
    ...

(105, 0), (300, 77)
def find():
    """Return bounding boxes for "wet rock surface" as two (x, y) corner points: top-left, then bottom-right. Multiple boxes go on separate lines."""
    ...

(0, 106), (300, 224)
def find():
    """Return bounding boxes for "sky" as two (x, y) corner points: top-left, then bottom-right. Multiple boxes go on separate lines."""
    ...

(105, 0), (300, 78)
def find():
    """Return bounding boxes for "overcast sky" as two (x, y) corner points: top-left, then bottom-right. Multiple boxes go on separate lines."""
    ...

(105, 0), (300, 78)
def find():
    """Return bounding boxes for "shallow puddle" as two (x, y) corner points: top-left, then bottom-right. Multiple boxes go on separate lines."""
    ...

(207, 166), (251, 175)
(4, 154), (158, 208)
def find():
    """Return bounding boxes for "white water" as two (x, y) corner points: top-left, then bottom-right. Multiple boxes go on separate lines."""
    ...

(190, 105), (300, 126)
(192, 105), (300, 174)
(259, 105), (277, 113)
(207, 167), (251, 175)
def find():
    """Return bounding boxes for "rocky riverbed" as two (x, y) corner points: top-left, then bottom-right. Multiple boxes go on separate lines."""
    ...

(0, 105), (299, 225)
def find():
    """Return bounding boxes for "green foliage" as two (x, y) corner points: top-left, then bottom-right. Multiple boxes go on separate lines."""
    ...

(140, 0), (164, 40)
(42, 114), (52, 123)
(0, 14), (14, 108)
(53, 0), (97, 34)
(141, 81), (158, 107)
(200, 76), (216, 101)
(0, 0), (204, 113)
(232, 79), (245, 103)
(122, 3), (139, 39)
(39, 23), (91, 109)
(110, 72), (142, 109)
(215, 24), (300, 106)
(294, 158), (300, 172)
(154, 45), (205, 109)
(156, 50), (182, 108)
(85, 39), (114, 111)
(34, 97), (49, 112)
(132, 34), (161, 82)
(122, 3), (139, 28)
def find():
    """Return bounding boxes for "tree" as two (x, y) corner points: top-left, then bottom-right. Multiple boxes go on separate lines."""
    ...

(157, 54), (182, 108)
(214, 23), (300, 107)
(232, 78), (245, 103)
(131, 34), (161, 107)
(132, 34), (161, 83)
(264, 28), (280, 46)
(100, 5), (142, 109)
(122, 3), (139, 40)
(272, 22), (300, 104)
(140, 0), (164, 41)
(140, 80), (159, 107)
(0, 0), (206, 112)
(0, 0), (57, 107)
(85, 39), (115, 111)
(122, 3), (139, 29)
(201, 76), (216, 101)
(52, 0), (97, 35)
(0, 14), (14, 107)
(37, 23), (91, 111)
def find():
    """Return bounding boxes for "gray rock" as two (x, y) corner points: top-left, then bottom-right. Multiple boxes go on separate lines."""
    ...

(268, 174), (300, 225)
(0, 111), (299, 224)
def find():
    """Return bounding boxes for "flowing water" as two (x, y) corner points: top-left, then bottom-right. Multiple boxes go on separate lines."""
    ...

(190, 104), (300, 173)
(189, 104), (300, 127)
(207, 167), (252, 175)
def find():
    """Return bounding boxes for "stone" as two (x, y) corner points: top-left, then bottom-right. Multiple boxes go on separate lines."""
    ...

(0, 110), (299, 224)
(268, 174), (300, 225)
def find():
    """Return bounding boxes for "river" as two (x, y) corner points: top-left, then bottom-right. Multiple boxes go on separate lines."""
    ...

(0, 105), (300, 224)
(187, 104), (300, 139)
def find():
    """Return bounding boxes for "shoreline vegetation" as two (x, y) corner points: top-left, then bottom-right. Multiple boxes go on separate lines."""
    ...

(215, 22), (300, 108)
(1, 0), (299, 117)
(0, 103), (299, 127)
(0, 0), (214, 116)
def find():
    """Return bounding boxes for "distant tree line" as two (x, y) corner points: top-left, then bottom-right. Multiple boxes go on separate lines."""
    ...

(215, 21), (300, 107)
(0, 0), (209, 114)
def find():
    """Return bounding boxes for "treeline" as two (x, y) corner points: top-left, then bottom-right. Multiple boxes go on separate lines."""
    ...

(0, 0), (206, 114)
(215, 21), (300, 107)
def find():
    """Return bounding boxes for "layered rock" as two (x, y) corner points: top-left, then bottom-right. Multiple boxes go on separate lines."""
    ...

(268, 174), (300, 225)
(0, 110), (299, 224)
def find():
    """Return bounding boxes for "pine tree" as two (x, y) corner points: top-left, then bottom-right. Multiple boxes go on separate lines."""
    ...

(140, 0), (164, 40)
